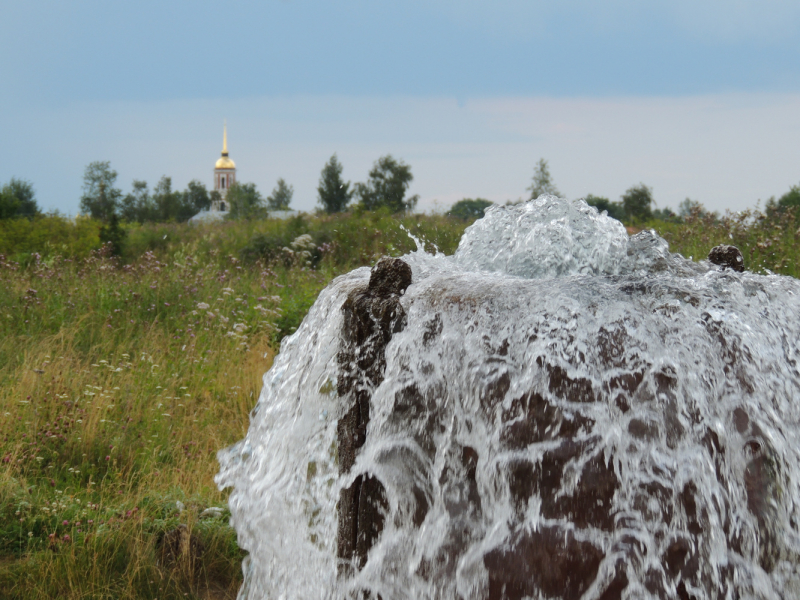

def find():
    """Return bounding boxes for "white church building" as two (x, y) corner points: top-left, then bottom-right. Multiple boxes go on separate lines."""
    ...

(189, 123), (295, 224)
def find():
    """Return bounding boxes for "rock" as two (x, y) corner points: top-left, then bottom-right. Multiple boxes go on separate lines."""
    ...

(708, 244), (744, 272)
(336, 257), (412, 576)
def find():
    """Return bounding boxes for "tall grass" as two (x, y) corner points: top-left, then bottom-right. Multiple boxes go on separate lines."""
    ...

(0, 212), (467, 599)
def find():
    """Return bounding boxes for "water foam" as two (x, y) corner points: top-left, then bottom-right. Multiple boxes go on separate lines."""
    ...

(217, 196), (800, 599)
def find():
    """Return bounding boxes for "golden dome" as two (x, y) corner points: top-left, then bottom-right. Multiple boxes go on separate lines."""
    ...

(215, 122), (236, 170)
(215, 155), (236, 170)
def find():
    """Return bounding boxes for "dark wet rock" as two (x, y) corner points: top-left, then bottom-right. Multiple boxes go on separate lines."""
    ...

(708, 244), (745, 272)
(506, 445), (618, 532)
(337, 258), (412, 576)
(484, 526), (604, 600)
(628, 417), (660, 440)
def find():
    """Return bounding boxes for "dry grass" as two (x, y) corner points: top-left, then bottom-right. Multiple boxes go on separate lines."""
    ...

(0, 213), (469, 599)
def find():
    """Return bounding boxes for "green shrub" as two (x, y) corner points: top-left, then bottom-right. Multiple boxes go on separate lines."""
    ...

(0, 215), (101, 262)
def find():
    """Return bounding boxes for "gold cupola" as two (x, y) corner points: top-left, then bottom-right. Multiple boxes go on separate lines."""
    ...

(215, 122), (236, 170)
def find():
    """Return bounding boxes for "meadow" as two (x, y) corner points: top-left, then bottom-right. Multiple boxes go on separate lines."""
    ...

(0, 206), (797, 599)
(0, 211), (463, 599)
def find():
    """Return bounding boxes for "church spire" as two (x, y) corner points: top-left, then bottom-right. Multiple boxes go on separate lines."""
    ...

(214, 120), (236, 201)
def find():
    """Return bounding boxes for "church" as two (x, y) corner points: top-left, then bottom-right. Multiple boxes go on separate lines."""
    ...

(189, 122), (295, 224)
(189, 123), (236, 224)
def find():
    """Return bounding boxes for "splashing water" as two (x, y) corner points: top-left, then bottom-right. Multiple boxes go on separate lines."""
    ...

(216, 195), (800, 599)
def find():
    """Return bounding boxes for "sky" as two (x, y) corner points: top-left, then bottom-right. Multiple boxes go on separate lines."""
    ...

(2, 1), (800, 215)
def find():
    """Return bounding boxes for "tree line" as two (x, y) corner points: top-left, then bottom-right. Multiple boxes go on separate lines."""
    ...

(75, 153), (420, 225)
(3, 155), (799, 230)
(448, 158), (800, 223)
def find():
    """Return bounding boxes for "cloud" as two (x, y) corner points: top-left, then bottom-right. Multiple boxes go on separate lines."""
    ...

(5, 93), (800, 218)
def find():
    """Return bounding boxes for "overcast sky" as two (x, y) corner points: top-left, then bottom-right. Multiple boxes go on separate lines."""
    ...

(2, 1), (800, 215)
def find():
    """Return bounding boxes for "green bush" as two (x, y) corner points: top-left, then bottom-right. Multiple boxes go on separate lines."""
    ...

(0, 215), (101, 263)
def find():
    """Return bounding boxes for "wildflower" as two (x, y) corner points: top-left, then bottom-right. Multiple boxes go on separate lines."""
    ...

(105, 456), (110, 461)
(197, 302), (210, 310)
(63, 520), (69, 526)
(63, 534), (70, 542)
(28, 532), (33, 537)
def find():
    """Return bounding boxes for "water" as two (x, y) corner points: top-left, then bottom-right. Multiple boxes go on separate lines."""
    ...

(216, 195), (800, 599)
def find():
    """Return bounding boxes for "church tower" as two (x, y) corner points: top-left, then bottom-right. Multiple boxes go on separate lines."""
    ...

(214, 122), (236, 210)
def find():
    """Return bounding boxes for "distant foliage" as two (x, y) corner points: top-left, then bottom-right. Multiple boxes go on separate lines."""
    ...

(121, 178), (210, 223)
(621, 183), (654, 222)
(651, 206), (680, 223)
(528, 159), (560, 200)
(355, 155), (419, 213)
(266, 178), (294, 211)
(0, 178), (39, 219)
(98, 212), (126, 256)
(227, 182), (265, 219)
(585, 185), (658, 224)
(120, 180), (152, 222)
(0, 214), (100, 261)
(778, 184), (800, 211)
(584, 194), (626, 221)
(448, 198), (493, 220)
(80, 161), (122, 222)
(317, 154), (353, 213)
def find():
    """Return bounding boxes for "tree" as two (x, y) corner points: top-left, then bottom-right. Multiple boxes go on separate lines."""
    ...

(120, 180), (154, 223)
(355, 155), (419, 213)
(152, 176), (190, 222)
(227, 182), (265, 220)
(0, 187), (19, 219)
(448, 198), (493, 220)
(528, 159), (560, 200)
(119, 178), (208, 223)
(99, 211), (126, 256)
(184, 180), (211, 215)
(317, 154), (352, 213)
(267, 178), (294, 211)
(778, 184), (800, 211)
(584, 194), (625, 221)
(652, 207), (680, 223)
(80, 161), (122, 221)
(621, 183), (653, 222)
(0, 178), (39, 219)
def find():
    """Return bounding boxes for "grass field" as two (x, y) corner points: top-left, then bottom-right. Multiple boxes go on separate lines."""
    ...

(0, 206), (797, 598)
(0, 212), (464, 599)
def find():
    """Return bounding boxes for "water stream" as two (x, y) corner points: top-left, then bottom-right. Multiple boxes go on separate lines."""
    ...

(217, 196), (800, 599)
